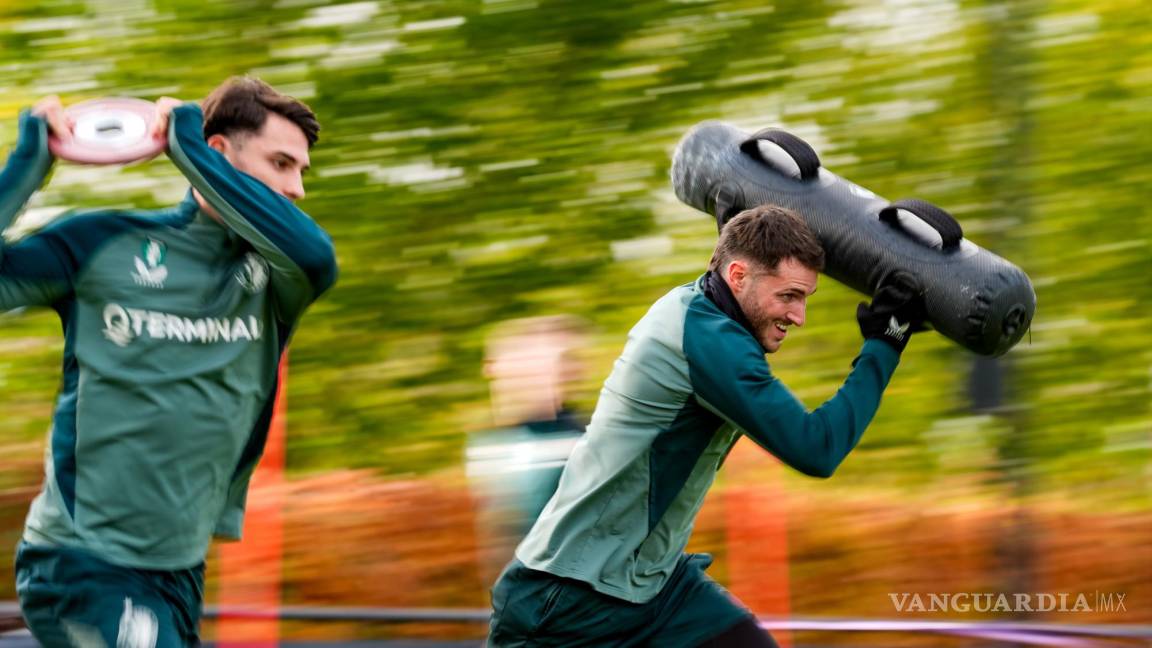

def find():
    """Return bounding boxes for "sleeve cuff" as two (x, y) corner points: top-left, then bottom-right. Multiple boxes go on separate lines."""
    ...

(16, 110), (50, 157)
(213, 506), (245, 540)
(858, 337), (902, 371)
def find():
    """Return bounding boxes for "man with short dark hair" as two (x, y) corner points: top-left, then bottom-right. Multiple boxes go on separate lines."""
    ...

(487, 204), (926, 647)
(467, 315), (589, 583)
(3, 76), (336, 646)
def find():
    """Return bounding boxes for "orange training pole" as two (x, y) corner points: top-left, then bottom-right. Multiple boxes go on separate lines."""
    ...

(724, 438), (792, 648)
(216, 356), (287, 646)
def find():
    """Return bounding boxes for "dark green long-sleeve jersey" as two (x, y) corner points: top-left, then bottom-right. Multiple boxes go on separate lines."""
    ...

(516, 275), (900, 603)
(1, 104), (337, 570)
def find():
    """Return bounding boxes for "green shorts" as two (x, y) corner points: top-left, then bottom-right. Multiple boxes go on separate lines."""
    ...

(487, 553), (752, 647)
(15, 541), (205, 648)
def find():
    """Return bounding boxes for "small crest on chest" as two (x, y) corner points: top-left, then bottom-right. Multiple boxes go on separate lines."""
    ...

(235, 252), (270, 293)
(131, 237), (168, 288)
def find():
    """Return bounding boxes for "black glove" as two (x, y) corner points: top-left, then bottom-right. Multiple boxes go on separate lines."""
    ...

(857, 271), (928, 353)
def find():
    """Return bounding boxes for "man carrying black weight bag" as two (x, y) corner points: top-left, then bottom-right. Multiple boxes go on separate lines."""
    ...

(487, 205), (927, 647)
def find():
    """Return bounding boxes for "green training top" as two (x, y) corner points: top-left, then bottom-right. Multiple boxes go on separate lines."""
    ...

(515, 276), (900, 603)
(0, 104), (337, 570)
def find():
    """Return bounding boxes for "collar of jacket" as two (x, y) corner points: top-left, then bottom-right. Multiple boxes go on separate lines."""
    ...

(522, 407), (584, 436)
(702, 270), (763, 350)
(182, 189), (245, 250)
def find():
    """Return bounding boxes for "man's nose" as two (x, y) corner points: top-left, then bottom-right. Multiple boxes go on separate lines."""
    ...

(282, 174), (305, 201)
(787, 303), (806, 327)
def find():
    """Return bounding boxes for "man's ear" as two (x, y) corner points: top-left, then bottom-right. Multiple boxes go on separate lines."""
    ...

(725, 259), (748, 294)
(206, 133), (231, 155)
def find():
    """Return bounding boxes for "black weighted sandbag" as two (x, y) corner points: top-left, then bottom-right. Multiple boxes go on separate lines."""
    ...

(671, 121), (1035, 356)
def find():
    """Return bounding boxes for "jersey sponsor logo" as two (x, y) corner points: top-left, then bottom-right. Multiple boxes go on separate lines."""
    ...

(131, 238), (169, 289)
(102, 303), (263, 347)
(236, 252), (269, 293)
(117, 597), (158, 648)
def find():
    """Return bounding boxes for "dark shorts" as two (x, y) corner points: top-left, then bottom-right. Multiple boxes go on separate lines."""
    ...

(487, 553), (755, 648)
(15, 541), (205, 648)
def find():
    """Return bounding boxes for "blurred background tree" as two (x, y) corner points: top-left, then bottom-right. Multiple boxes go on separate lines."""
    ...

(0, 0), (1148, 637)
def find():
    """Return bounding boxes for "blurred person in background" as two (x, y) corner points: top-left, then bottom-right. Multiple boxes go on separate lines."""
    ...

(1, 77), (336, 646)
(467, 315), (589, 584)
(487, 205), (927, 647)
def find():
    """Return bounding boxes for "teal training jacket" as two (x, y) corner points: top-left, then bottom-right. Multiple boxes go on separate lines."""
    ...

(1, 104), (337, 570)
(516, 276), (900, 603)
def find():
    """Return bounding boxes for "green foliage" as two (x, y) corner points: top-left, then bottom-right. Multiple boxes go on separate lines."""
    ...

(0, 0), (1147, 503)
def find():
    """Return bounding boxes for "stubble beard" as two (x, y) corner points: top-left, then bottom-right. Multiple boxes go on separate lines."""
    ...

(736, 291), (779, 352)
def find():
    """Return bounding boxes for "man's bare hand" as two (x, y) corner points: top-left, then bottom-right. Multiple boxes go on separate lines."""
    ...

(150, 97), (186, 141)
(31, 95), (74, 143)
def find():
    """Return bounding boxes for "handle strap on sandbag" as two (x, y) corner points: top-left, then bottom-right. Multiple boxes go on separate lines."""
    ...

(879, 198), (964, 250)
(739, 128), (821, 181)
